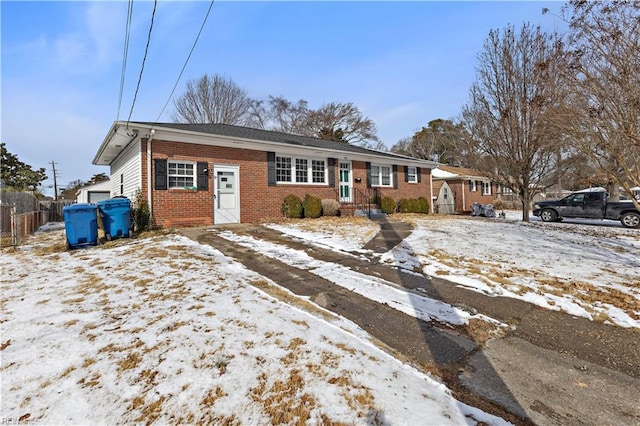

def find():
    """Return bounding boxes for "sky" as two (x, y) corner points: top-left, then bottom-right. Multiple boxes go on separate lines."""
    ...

(1, 1), (565, 196)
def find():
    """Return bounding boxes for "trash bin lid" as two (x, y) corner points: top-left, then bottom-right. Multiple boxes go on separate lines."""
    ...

(63, 203), (97, 212)
(97, 198), (130, 207)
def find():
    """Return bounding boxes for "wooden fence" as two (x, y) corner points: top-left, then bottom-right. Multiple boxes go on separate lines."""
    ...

(0, 191), (73, 247)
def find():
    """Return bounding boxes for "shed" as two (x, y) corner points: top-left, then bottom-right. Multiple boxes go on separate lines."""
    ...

(76, 180), (111, 204)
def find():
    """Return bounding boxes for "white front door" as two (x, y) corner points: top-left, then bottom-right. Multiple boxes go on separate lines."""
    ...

(214, 165), (240, 224)
(339, 161), (352, 203)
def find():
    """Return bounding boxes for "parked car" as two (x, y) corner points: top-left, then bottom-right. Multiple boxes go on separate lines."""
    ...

(533, 190), (640, 228)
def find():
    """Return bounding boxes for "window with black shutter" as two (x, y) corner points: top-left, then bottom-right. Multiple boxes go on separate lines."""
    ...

(154, 159), (167, 190)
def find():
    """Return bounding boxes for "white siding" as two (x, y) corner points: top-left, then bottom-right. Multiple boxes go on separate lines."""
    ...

(110, 139), (142, 200)
(76, 180), (112, 203)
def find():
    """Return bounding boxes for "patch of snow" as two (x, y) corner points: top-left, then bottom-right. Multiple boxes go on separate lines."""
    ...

(1, 230), (509, 425)
(216, 230), (497, 327)
(37, 222), (66, 232)
(267, 215), (639, 329)
(432, 168), (459, 178)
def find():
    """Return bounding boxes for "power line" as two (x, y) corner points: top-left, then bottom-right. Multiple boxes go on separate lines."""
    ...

(154, 0), (215, 123)
(116, 0), (134, 121)
(127, 0), (158, 127)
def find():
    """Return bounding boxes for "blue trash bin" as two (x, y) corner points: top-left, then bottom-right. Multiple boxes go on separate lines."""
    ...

(97, 198), (132, 241)
(63, 204), (98, 250)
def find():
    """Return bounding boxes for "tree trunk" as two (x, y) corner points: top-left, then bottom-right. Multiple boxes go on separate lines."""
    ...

(521, 190), (531, 222)
(607, 181), (619, 202)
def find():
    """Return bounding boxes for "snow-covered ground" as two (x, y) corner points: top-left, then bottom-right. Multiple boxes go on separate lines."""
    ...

(270, 213), (640, 329)
(1, 224), (507, 425)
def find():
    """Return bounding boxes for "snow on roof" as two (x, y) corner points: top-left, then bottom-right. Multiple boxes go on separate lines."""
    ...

(575, 187), (607, 193)
(431, 168), (459, 178)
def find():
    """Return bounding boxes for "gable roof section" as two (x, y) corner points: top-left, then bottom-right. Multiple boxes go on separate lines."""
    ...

(432, 164), (490, 181)
(93, 121), (439, 168)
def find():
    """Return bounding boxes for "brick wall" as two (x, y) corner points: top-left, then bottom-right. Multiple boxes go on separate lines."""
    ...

(140, 139), (433, 227)
(433, 178), (495, 213)
(350, 161), (432, 203)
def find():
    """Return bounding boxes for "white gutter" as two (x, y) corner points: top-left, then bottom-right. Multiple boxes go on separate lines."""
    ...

(147, 128), (155, 219)
(430, 171), (434, 213)
(462, 181), (466, 212)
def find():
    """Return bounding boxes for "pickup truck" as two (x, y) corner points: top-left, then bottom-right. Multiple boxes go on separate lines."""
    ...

(533, 190), (640, 228)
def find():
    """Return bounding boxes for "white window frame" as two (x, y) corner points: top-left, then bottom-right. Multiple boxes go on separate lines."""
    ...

(481, 181), (492, 195)
(407, 166), (417, 183)
(276, 155), (327, 185)
(469, 180), (477, 192)
(371, 164), (393, 187)
(168, 160), (196, 189)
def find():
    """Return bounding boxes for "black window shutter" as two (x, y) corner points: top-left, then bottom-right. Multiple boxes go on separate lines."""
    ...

(328, 158), (335, 187)
(197, 162), (209, 190)
(417, 167), (422, 183)
(366, 162), (371, 188)
(404, 166), (409, 182)
(267, 152), (276, 186)
(393, 165), (398, 189)
(154, 159), (167, 190)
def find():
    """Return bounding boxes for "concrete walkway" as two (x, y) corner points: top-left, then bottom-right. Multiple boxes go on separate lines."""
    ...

(179, 220), (640, 425)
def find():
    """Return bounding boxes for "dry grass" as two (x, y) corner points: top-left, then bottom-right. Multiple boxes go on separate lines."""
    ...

(117, 352), (142, 372)
(133, 395), (166, 424)
(422, 245), (640, 324)
(462, 318), (509, 346)
(77, 372), (101, 388)
(82, 358), (96, 368)
(250, 369), (317, 425)
(267, 216), (380, 245)
(201, 386), (227, 406)
(250, 279), (339, 323)
(59, 366), (76, 378)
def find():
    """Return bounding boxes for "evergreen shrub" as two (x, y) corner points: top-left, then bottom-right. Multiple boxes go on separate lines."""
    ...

(303, 194), (322, 218)
(281, 194), (303, 218)
(380, 196), (396, 214)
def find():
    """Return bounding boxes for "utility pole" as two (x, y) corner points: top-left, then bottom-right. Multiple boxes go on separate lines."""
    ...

(51, 161), (59, 201)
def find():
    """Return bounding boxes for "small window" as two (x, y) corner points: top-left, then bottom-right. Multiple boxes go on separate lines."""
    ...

(168, 161), (195, 188)
(469, 180), (477, 192)
(371, 164), (392, 187)
(120, 174), (124, 195)
(407, 166), (417, 183)
(276, 156), (292, 183)
(481, 181), (491, 195)
(371, 165), (380, 186)
(295, 158), (308, 183)
(312, 160), (325, 183)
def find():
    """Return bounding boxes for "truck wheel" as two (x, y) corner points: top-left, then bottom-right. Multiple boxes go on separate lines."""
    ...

(540, 209), (557, 222)
(620, 212), (640, 228)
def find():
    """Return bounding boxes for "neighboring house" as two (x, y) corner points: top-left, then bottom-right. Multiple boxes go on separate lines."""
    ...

(92, 122), (438, 227)
(75, 180), (111, 203)
(431, 165), (498, 214)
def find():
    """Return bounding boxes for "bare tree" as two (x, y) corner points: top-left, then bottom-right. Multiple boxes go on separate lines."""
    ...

(390, 119), (473, 165)
(264, 96), (311, 135)
(306, 102), (382, 149)
(546, 1), (640, 209)
(462, 23), (565, 221)
(172, 74), (257, 126)
(262, 97), (383, 149)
